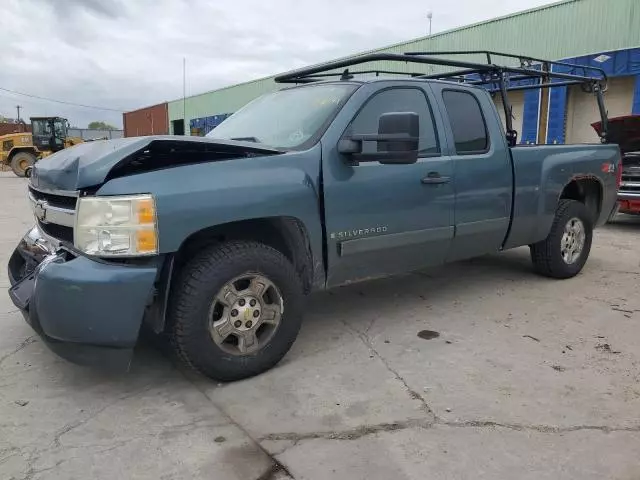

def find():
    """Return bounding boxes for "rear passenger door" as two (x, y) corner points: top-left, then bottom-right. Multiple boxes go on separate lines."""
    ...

(429, 85), (512, 261)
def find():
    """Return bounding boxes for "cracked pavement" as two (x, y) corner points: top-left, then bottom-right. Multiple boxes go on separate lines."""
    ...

(1, 171), (640, 479)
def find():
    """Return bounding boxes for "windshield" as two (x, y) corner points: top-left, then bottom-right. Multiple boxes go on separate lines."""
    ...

(53, 118), (67, 138)
(31, 118), (66, 138)
(206, 84), (357, 149)
(31, 119), (51, 137)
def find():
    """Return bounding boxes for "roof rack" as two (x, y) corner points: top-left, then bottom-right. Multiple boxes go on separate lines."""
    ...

(405, 50), (607, 78)
(274, 50), (609, 146)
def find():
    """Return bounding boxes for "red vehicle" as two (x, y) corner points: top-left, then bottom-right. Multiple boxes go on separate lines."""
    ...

(593, 115), (640, 216)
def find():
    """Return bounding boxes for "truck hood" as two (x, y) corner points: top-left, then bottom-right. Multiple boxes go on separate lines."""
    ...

(30, 135), (283, 191)
(592, 115), (640, 154)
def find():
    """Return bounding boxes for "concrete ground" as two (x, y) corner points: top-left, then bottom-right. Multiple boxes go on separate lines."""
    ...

(1, 170), (639, 480)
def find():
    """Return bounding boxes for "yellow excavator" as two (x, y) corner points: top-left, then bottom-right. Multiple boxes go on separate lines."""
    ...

(0, 117), (83, 177)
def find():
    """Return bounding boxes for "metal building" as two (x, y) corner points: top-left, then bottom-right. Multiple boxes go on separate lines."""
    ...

(134, 0), (640, 144)
(123, 102), (169, 137)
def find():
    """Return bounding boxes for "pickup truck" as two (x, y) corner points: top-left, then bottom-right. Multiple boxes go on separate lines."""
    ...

(7, 52), (621, 381)
(593, 115), (640, 217)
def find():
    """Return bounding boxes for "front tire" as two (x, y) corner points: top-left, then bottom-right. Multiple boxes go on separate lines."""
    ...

(530, 199), (593, 279)
(169, 241), (304, 382)
(10, 152), (36, 177)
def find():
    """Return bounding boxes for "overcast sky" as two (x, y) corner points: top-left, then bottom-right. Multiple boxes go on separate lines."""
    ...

(2, 0), (551, 129)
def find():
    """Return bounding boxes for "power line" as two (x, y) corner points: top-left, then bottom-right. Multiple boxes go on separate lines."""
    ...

(0, 86), (124, 112)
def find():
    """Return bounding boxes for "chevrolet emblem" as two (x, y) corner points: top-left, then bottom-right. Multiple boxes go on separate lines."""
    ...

(34, 200), (47, 223)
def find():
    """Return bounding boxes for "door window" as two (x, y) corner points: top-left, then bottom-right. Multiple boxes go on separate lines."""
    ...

(349, 88), (439, 156)
(442, 90), (489, 154)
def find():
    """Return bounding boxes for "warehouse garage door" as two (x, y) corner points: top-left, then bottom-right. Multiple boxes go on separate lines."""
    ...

(566, 76), (635, 144)
(494, 91), (525, 142)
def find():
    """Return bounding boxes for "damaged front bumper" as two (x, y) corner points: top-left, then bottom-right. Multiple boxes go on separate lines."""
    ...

(7, 226), (158, 370)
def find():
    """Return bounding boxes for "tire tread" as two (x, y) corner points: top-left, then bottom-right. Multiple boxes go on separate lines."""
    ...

(169, 241), (303, 381)
(10, 152), (36, 178)
(530, 199), (592, 279)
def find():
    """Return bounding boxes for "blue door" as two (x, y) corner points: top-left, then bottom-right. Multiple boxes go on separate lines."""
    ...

(321, 82), (455, 287)
(429, 85), (512, 262)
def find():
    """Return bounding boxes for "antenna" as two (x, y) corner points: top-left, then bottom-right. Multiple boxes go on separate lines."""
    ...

(340, 69), (354, 80)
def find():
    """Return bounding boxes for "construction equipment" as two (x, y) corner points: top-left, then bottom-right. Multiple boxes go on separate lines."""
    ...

(0, 117), (83, 177)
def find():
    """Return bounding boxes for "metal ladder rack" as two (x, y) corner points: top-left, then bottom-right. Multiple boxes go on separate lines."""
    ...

(274, 50), (610, 146)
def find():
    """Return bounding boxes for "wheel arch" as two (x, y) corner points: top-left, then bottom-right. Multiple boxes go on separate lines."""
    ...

(8, 146), (38, 162)
(559, 175), (603, 224)
(528, 174), (604, 247)
(147, 216), (321, 334)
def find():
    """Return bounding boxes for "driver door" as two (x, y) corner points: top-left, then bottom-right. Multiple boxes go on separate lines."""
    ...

(321, 84), (455, 287)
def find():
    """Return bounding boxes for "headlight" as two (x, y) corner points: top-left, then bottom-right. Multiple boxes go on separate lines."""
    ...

(74, 194), (158, 256)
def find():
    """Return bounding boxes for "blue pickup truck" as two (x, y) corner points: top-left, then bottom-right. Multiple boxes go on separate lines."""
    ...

(8, 52), (621, 381)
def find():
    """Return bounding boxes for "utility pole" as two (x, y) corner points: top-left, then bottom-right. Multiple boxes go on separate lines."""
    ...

(16, 105), (22, 122)
(426, 11), (434, 75)
(182, 57), (186, 135)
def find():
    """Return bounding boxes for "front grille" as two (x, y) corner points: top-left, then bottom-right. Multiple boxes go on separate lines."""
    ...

(28, 183), (77, 244)
(38, 220), (74, 243)
(29, 186), (77, 209)
(620, 154), (640, 194)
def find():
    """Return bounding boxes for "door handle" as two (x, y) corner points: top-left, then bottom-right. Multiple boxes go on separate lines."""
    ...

(421, 172), (450, 185)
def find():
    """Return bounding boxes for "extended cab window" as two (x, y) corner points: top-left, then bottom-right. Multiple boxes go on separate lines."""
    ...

(442, 90), (489, 154)
(349, 88), (439, 156)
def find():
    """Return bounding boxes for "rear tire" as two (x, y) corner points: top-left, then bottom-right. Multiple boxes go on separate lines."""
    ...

(169, 241), (304, 382)
(10, 152), (36, 178)
(530, 199), (593, 279)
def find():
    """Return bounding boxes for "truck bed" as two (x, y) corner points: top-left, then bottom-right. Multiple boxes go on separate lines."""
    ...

(504, 143), (620, 250)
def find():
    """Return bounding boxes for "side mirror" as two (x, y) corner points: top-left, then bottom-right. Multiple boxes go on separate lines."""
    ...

(338, 112), (420, 165)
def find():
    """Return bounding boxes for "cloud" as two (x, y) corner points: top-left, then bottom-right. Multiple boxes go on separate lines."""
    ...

(1, 0), (550, 128)
(51, 0), (128, 20)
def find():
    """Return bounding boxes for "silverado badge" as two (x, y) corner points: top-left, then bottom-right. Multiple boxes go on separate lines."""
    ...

(330, 226), (388, 240)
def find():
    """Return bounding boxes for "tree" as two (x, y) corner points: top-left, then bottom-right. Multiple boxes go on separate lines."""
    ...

(88, 121), (117, 130)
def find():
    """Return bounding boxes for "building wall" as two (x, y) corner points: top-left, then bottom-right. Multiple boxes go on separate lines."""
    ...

(545, 47), (640, 144)
(368, 0), (640, 66)
(189, 113), (232, 136)
(123, 103), (169, 137)
(565, 76), (635, 144)
(168, 78), (279, 134)
(0, 123), (30, 136)
(165, 0), (640, 134)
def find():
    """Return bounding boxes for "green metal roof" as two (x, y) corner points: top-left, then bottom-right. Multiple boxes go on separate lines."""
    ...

(169, 0), (640, 129)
